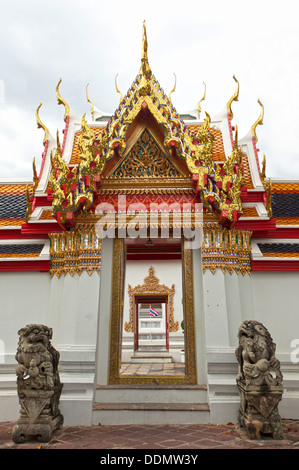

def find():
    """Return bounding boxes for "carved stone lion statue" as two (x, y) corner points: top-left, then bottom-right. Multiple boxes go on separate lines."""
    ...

(235, 320), (284, 440)
(12, 324), (63, 443)
(15, 324), (60, 393)
(235, 320), (283, 387)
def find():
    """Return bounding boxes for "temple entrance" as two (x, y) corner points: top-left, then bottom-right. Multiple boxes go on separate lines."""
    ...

(120, 237), (184, 374)
(107, 237), (197, 384)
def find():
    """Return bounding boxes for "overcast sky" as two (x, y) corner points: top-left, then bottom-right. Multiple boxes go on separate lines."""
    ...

(0, 0), (299, 181)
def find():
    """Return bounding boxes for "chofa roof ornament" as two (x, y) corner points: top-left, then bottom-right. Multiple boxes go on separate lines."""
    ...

(56, 78), (70, 123)
(251, 98), (264, 144)
(227, 75), (239, 122)
(36, 103), (49, 146)
(86, 83), (95, 121)
(197, 82), (206, 120)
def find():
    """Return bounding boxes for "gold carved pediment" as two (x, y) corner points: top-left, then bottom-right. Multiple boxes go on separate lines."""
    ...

(107, 128), (186, 180)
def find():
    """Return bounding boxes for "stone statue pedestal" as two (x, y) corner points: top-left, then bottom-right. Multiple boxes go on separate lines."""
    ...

(237, 380), (284, 440)
(12, 385), (64, 443)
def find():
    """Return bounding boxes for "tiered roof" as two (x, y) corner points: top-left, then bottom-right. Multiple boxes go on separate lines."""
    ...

(1, 22), (299, 272)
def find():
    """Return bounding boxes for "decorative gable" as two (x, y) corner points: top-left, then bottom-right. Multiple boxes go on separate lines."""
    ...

(111, 129), (182, 179)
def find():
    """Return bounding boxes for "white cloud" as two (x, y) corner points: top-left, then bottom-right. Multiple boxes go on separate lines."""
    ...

(0, 0), (299, 179)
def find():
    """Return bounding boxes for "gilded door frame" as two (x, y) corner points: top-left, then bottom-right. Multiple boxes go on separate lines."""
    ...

(108, 237), (197, 385)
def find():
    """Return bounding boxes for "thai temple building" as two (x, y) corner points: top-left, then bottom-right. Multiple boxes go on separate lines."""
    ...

(0, 23), (298, 426)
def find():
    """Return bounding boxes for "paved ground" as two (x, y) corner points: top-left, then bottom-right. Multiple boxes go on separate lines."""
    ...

(1, 419), (299, 450)
(120, 362), (185, 375)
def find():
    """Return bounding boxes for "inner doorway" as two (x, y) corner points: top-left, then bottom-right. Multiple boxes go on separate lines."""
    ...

(120, 237), (186, 377)
(134, 296), (168, 352)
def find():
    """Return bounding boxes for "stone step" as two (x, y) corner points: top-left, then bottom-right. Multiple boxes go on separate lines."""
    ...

(94, 384), (208, 404)
(92, 402), (210, 425)
(130, 354), (173, 363)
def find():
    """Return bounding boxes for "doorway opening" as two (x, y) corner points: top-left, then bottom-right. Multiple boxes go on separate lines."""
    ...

(134, 297), (168, 352)
(108, 237), (197, 384)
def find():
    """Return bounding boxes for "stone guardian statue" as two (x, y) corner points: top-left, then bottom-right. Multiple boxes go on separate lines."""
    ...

(235, 320), (284, 439)
(12, 324), (63, 443)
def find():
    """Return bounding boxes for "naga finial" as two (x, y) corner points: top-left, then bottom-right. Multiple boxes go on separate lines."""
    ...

(227, 75), (239, 121)
(86, 83), (95, 120)
(198, 81), (206, 120)
(36, 103), (49, 146)
(252, 99), (264, 144)
(115, 74), (123, 102)
(32, 158), (39, 193)
(168, 73), (177, 101)
(56, 78), (70, 122)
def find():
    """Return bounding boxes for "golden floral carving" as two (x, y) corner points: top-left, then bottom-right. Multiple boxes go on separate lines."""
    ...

(113, 129), (181, 179)
(202, 224), (252, 276)
(49, 229), (101, 278)
(124, 266), (178, 333)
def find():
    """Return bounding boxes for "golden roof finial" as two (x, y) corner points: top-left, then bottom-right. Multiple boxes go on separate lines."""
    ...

(198, 81), (206, 120)
(86, 83), (95, 120)
(252, 99), (264, 143)
(227, 75), (239, 121)
(115, 74), (123, 102)
(56, 78), (70, 122)
(139, 20), (152, 80)
(168, 73), (177, 100)
(36, 103), (49, 146)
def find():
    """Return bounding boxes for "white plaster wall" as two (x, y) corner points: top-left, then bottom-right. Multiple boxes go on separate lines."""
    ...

(251, 271), (299, 352)
(0, 271), (51, 421)
(49, 270), (101, 425)
(0, 272), (51, 354)
(203, 269), (299, 422)
(0, 268), (102, 425)
(94, 238), (113, 386)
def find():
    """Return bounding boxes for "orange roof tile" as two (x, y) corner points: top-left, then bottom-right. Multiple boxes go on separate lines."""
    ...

(0, 183), (33, 196)
(0, 252), (41, 258)
(240, 207), (258, 217)
(39, 210), (54, 221)
(261, 251), (299, 258)
(275, 217), (299, 225)
(0, 218), (25, 227)
(272, 182), (299, 194)
(242, 153), (254, 190)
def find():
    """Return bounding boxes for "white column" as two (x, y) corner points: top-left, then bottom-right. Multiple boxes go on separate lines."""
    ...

(203, 269), (230, 347)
